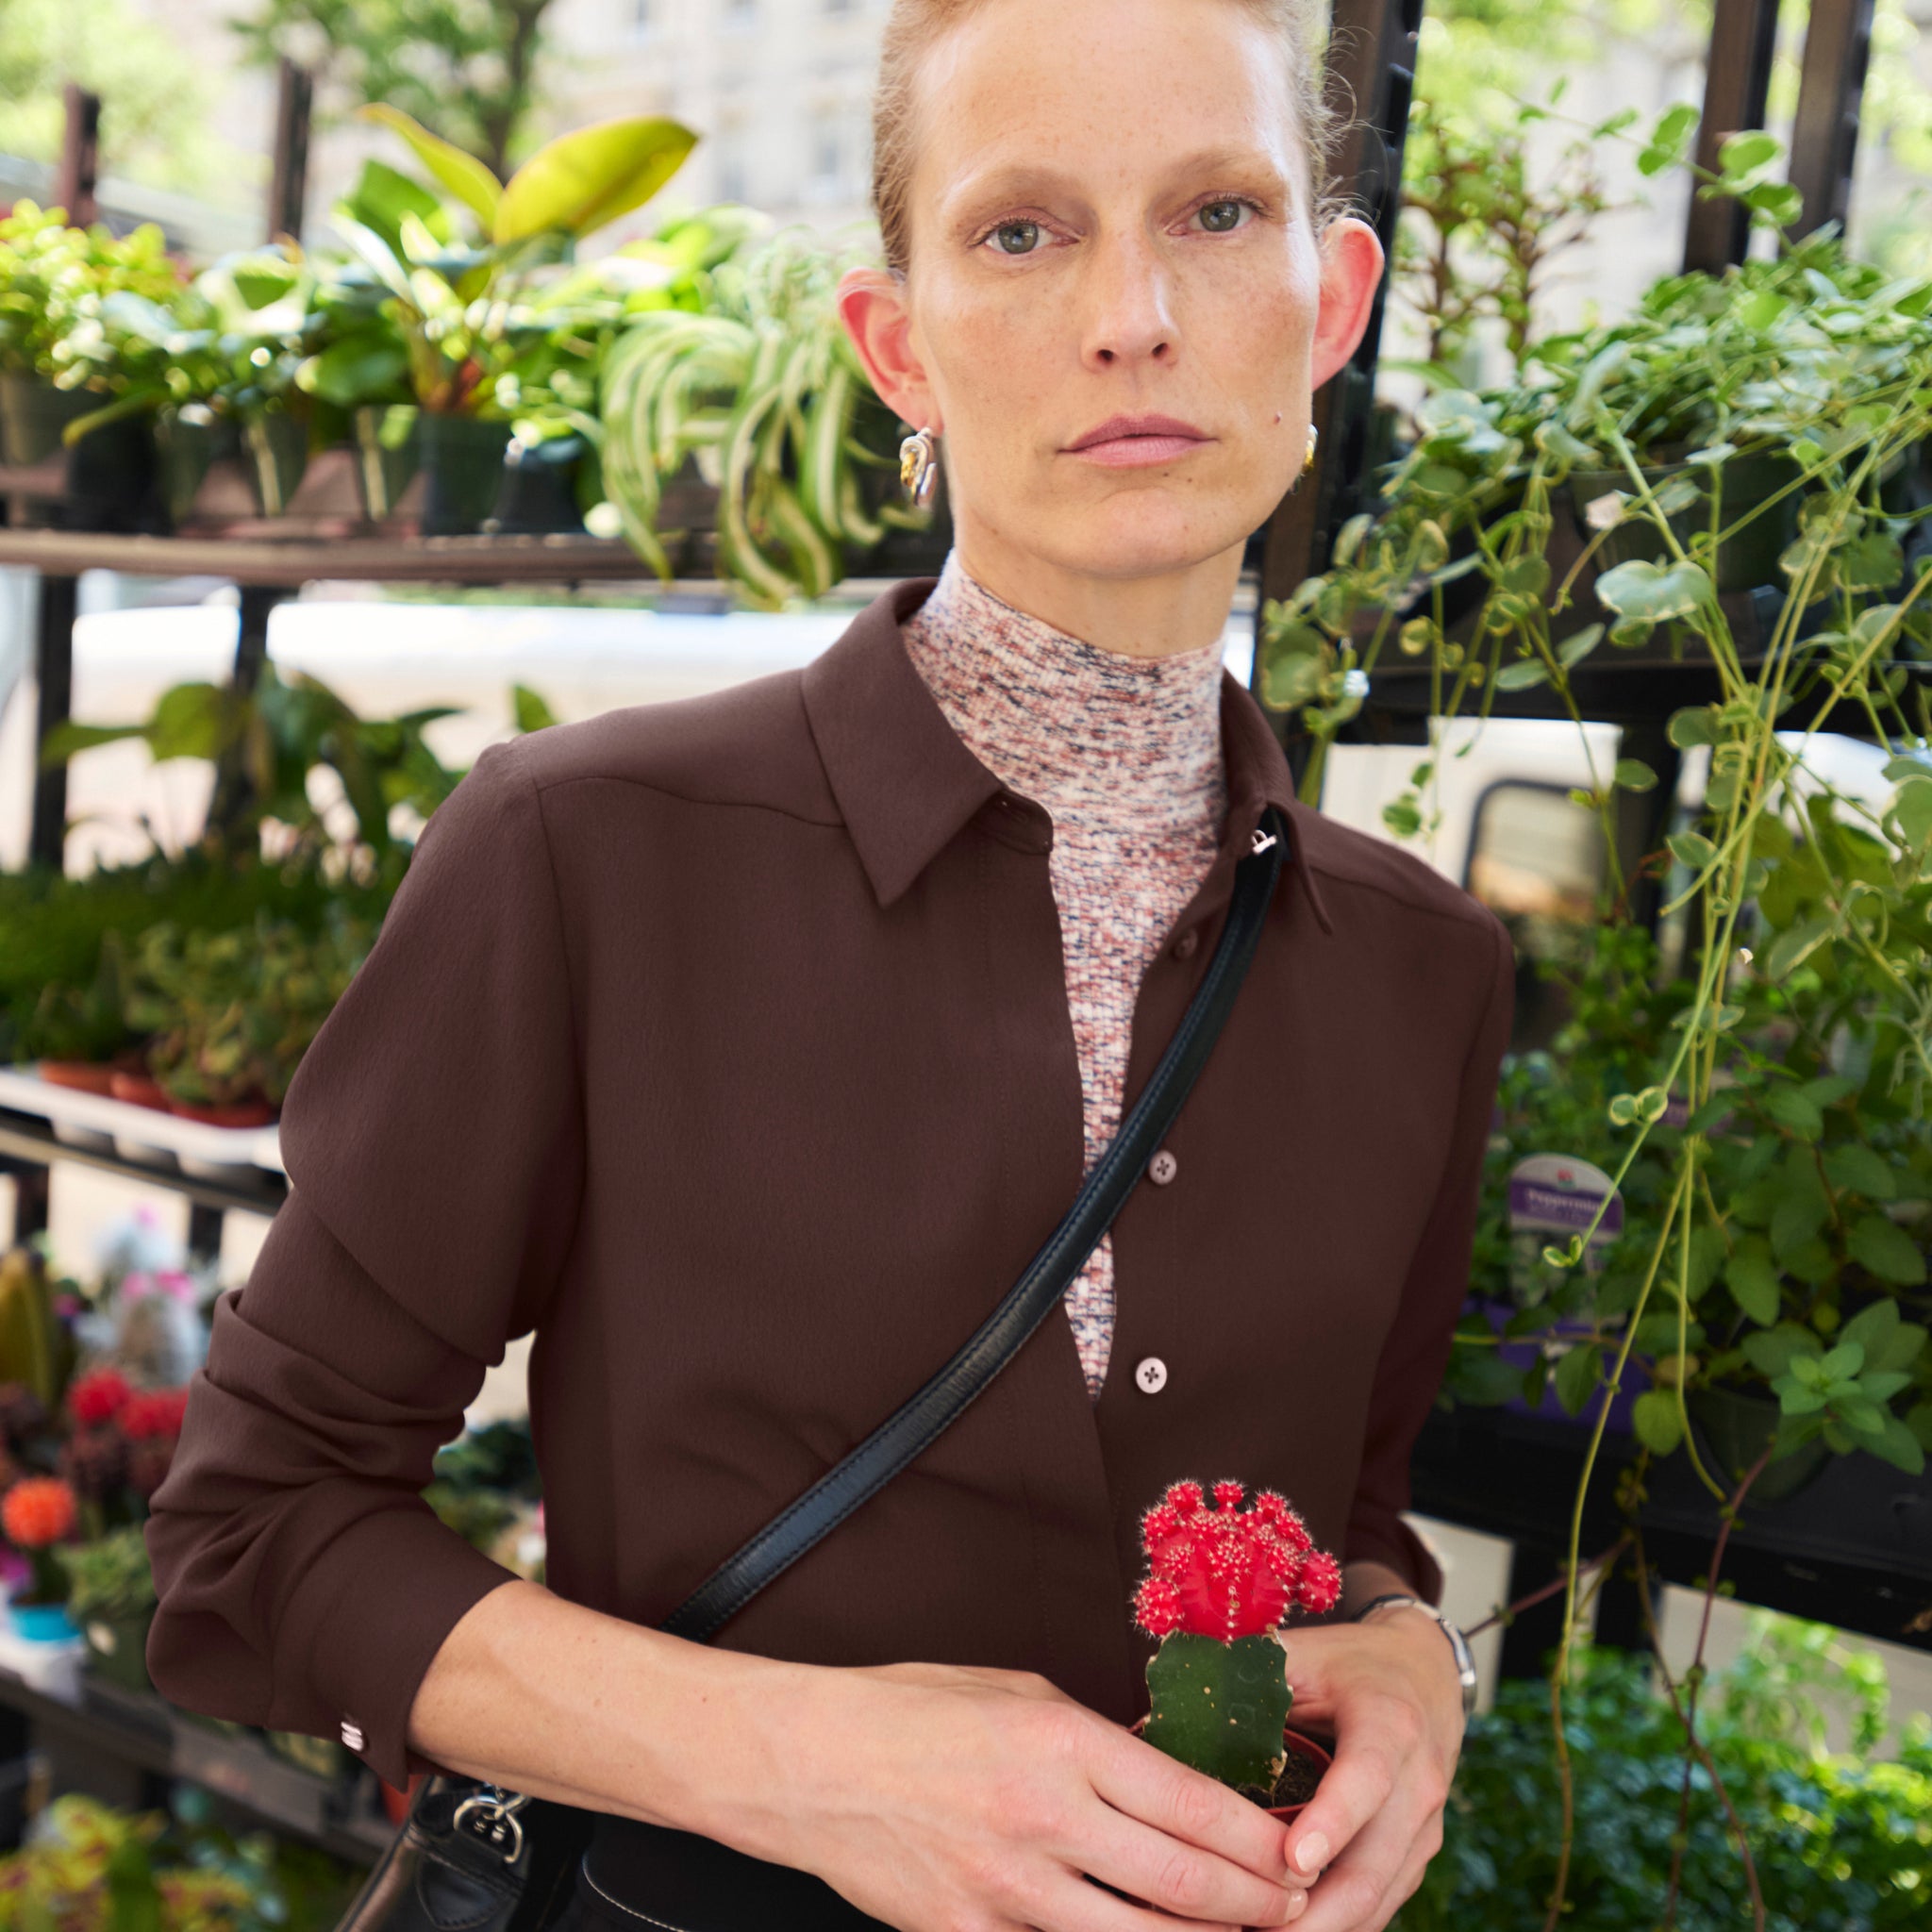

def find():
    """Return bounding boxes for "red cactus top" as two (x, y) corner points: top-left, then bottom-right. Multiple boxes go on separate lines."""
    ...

(1132, 1478), (1343, 1641)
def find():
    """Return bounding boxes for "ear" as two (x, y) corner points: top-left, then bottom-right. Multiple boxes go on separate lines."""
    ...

(1307, 217), (1387, 391)
(836, 266), (941, 433)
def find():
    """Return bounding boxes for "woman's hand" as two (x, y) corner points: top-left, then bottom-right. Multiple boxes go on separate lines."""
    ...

(1266, 1615), (1466, 1932)
(714, 1658), (1312, 1932)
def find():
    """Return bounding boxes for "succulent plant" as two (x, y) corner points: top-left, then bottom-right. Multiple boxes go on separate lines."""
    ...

(1131, 1479), (1342, 1796)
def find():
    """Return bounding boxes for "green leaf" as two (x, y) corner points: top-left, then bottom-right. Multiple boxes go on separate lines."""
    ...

(1667, 829), (1717, 871)
(1725, 1237), (1781, 1325)
(1764, 1084), (1824, 1141)
(1763, 912), (1836, 980)
(1847, 1214), (1927, 1287)
(1890, 777), (1932, 849)
(497, 116), (700, 243)
(1632, 1390), (1684, 1456)
(1142, 1633), (1291, 1792)
(360, 103), (504, 231)
(1824, 1144), (1896, 1201)
(1741, 1323), (1822, 1379)
(1864, 1413), (1926, 1475)
(1595, 558), (1713, 622)
(1493, 656), (1552, 691)
(1553, 1342), (1603, 1417)
(1667, 705), (1716, 748)
(1615, 758), (1657, 792)
(1557, 624), (1604, 668)
(1819, 1341), (1867, 1381)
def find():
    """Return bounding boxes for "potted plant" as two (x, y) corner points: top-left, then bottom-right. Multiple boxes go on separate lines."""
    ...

(0, 202), (178, 529)
(332, 102), (699, 535)
(57, 1524), (158, 1694)
(1127, 1479), (1341, 1821)
(1, 1474), (80, 1641)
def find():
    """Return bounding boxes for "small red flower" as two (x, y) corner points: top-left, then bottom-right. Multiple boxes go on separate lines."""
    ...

(3, 1475), (77, 1548)
(67, 1368), (132, 1427)
(1132, 1477), (1341, 1642)
(120, 1389), (190, 1440)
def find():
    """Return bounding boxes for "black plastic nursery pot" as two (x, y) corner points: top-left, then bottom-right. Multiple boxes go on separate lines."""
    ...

(351, 403), (423, 521)
(0, 374), (159, 530)
(78, 1607), (155, 1694)
(417, 411), (514, 536)
(486, 430), (588, 535)
(243, 409), (311, 517)
(1567, 443), (1804, 594)
(154, 407), (244, 526)
(0, 372), (98, 466)
(1684, 1383), (1830, 1505)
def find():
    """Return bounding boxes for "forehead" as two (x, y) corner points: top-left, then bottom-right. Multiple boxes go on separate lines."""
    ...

(911, 0), (1301, 205)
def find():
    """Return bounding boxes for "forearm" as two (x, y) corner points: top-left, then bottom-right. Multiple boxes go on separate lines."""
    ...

(1339, 1557), (1413, 1618)
(407, 1578), (825, 1846)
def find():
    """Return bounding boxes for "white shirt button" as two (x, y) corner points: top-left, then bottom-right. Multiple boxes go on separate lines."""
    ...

(1135, 1356), (1169, 1394)
(1147, 1149), (1178, 1186)
(341, 1720), (366, 1752)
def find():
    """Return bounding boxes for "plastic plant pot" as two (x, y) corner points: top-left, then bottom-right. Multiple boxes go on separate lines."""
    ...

(487, 431), (588, 535)
(1263, 1727), (1334, 1824)
(79, 1610), (154, 1693)
(352, 404), (422, 521)
(417, 413), (515, 536)
(8, 1602), (78, 1643)
(244, 410), (310, 517)
(35, 1060), (117, 1094)
(108, 1071), (170, 1109)
(166, 1095), (275, 1128)
(1567, 444), (1805, 594)
(1686, 1383), (1831, 1504)
(0, 375), (98, 466)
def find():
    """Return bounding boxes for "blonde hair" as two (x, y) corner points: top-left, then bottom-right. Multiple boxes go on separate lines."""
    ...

(870, 0), (1350, 278)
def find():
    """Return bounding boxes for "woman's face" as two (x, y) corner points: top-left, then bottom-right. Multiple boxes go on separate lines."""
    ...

(839, 0), (1385, 594)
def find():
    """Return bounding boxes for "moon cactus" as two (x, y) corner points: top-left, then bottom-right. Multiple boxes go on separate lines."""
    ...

(1131, 1478), (1342, 1794)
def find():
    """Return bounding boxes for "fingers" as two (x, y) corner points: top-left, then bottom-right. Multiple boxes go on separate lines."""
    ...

(1067, 1795), (1307, 1928)
(1279, 1694), (1422, 1884)
(1087, 1725), (1295, 1888)
(1290, 1772), (1440, 1932)
(1031, 1867), (1261, 1932)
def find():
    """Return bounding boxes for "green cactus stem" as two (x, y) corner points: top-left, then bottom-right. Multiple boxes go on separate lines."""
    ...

(1141, 1632), (1292, 1794)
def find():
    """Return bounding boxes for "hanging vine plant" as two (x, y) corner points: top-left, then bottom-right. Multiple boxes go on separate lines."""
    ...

(1260, 116), (1932, 1927)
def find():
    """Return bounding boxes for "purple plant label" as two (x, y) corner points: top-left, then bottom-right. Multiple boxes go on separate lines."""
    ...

(1507, 1153), (1624, 1292)
(1661, 1093), (1690, 1128)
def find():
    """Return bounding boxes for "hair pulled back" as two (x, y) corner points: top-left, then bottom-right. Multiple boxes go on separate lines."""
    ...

(869, 0), (1349, 279)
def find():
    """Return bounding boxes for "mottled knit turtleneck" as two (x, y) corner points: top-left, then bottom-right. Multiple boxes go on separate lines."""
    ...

(900, 550), (1229, 1402)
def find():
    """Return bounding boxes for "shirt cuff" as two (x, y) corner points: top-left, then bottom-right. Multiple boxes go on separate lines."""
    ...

(275, 1503), (524, 1790)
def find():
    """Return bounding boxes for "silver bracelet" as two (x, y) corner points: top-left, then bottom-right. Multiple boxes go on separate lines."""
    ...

(1351, 1592), (1478, 1721)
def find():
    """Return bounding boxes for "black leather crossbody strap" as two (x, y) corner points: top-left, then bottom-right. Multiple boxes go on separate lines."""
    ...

(658, 802), (1288, 1643)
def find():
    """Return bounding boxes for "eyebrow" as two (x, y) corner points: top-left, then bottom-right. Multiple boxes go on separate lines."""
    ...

(939, 145), (1291, 232)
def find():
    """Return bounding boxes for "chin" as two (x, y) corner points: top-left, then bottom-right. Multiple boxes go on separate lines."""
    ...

(1027, 493), (1270, 579)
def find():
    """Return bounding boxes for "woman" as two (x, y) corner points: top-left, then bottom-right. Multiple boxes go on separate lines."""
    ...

(144, 2), (1512, 1929)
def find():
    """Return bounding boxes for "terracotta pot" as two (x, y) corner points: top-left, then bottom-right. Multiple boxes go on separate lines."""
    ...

(1263, 1726), (1333, 1824)
(36, 1060), (117, 1094)
(166, 1095), (275, 1128)
(108, 1071), (171, 1109)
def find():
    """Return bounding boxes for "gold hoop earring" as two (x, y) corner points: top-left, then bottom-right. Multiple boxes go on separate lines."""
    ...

(899, 425), (939, 507)
(1302, 423), (1319, 475)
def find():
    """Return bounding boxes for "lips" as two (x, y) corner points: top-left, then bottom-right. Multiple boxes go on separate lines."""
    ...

(1065, 412), (1209, 452)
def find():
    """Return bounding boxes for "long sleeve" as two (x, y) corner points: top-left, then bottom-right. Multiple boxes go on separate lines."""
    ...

(143, 737), (586, 1789)
(1341, 908), (1515, 1606)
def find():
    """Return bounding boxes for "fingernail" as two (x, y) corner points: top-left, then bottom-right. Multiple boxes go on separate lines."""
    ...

(1285, 1887), (1309, 1920)
(1293, 1831), (1328, 1875)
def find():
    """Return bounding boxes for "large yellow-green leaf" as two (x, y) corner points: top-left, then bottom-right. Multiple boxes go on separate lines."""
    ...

(359, 104), (503, 233)
(496, 117), (698, 244)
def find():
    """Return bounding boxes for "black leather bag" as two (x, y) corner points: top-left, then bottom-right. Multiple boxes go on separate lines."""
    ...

(334, 806), (1288, 1932)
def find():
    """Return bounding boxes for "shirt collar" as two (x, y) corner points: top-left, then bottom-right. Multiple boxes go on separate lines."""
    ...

(800, 575), (1335, 935)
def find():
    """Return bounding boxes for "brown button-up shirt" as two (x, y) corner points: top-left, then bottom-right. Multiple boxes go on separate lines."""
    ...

(144, 575), (1514, 1790)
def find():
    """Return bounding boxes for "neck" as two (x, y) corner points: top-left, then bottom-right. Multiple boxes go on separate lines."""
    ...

(949, 522), (1243, 661)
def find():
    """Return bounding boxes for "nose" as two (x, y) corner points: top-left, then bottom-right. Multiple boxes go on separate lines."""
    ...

(1078, 225), (1178, 369)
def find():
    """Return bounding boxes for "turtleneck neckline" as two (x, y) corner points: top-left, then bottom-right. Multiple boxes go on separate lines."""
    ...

(898, 550), (1227, 834)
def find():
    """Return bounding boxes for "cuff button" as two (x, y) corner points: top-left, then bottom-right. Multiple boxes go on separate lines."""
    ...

(341, 1720), (366, 1752)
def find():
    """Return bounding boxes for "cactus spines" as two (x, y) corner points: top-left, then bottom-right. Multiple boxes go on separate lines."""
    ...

(1131, 1478), (1343, 1798)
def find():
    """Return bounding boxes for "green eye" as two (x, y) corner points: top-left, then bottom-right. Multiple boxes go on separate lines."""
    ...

(991, 219), (1041, 255)
(1200, 200), (1245, 232)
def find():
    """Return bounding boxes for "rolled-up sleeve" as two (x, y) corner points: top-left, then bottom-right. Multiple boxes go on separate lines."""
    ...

(1342, 908), (1514, 1606)
(144, 737), (585, 1788)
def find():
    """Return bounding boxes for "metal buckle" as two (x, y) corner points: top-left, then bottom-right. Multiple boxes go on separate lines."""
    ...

(452, 1787), (531, 1863)
(1250, 826), (1278, 855)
